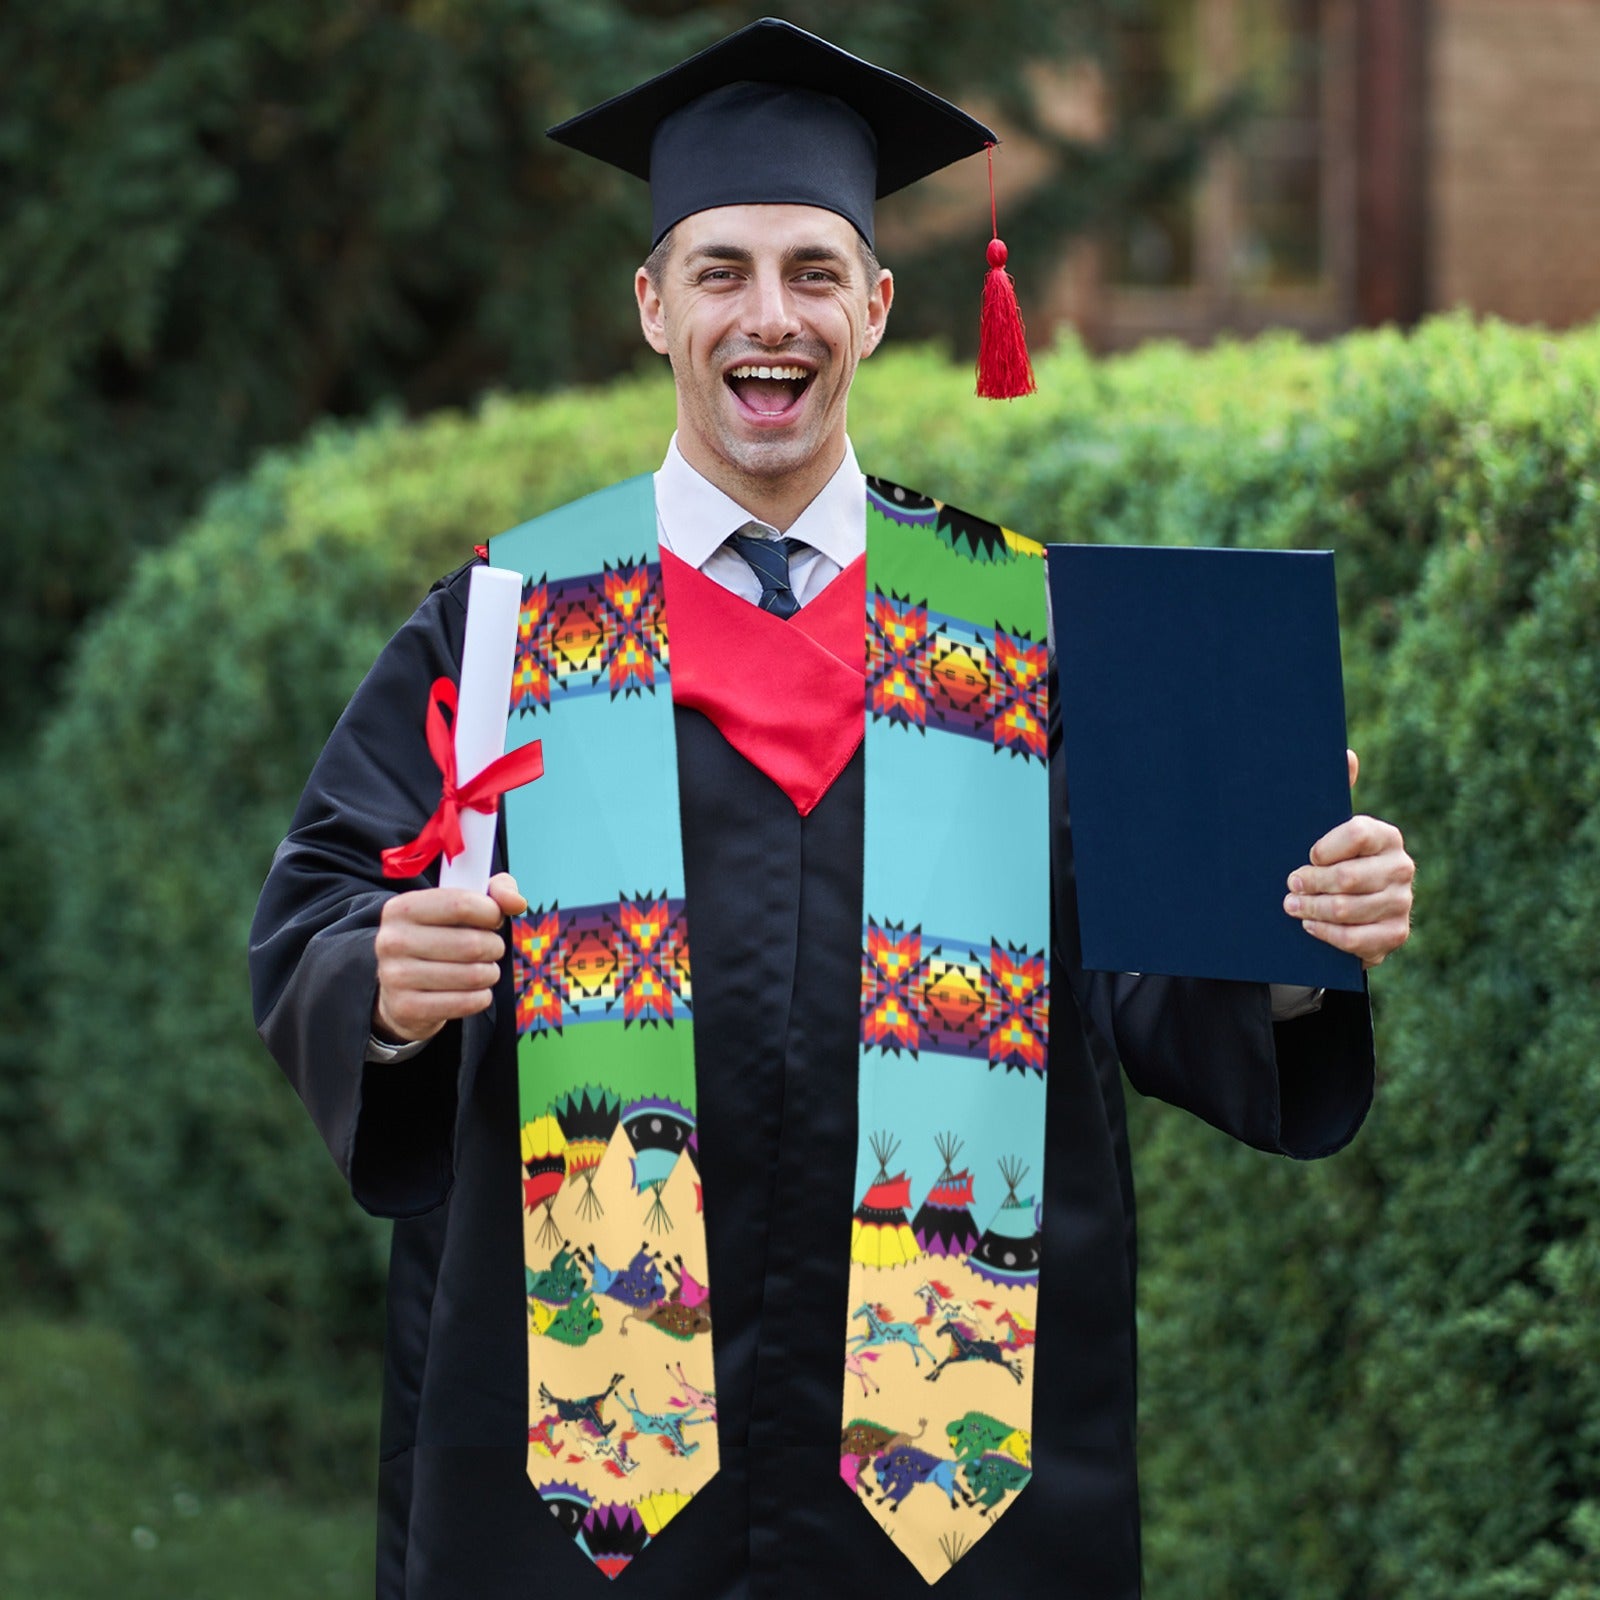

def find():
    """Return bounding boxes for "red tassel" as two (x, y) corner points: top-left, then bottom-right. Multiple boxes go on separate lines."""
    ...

(976, 145), (1036, 399)
(977, 239), (1036, 399)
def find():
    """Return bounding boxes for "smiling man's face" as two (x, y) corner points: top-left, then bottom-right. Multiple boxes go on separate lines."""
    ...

(636, 204), (892, 524)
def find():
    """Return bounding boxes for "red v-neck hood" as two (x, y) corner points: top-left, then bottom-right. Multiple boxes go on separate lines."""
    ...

(661, 549), (866, 815)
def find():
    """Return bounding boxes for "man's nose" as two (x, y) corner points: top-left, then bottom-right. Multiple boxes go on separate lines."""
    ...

(745, 271), (801, 346)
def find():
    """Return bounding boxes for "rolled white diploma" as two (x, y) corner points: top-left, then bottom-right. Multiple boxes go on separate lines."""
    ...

(438, 565), (524, 893)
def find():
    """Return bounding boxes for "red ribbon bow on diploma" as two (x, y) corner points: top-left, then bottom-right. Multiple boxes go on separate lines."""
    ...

(381, 677), (544, 879)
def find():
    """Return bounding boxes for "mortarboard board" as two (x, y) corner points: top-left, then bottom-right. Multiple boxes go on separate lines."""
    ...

(548, 16), (1037, 399)
(546, 16), (998, 250)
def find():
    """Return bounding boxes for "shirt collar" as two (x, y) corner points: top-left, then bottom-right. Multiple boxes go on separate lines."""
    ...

(654, 434), (866, 570)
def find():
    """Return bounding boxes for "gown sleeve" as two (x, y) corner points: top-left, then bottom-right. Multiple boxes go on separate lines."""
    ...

(1047, 665), (1375, 1161)
(249, 561), (500, 1216)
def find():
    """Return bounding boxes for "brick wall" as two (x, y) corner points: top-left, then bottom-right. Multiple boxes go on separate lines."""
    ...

(1431, 0), (1600, 327)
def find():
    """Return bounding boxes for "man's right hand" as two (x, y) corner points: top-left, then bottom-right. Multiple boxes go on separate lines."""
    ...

(372, 872), (528, 1045)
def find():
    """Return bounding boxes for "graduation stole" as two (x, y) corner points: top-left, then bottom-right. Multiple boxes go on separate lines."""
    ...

(489, 474), (1049, 1585)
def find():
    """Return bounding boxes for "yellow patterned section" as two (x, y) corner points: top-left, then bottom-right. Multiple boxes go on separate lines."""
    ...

(1001, 526), (1045, 559)
(523, 1128), (718, 1562)
(637, 1490), (692, 1537)
(996, 1427), (1031, 1465)
(520, 1114), (566, 1165)
(850, 1217), (923, 1269)
(840, 1255), (1039, 1584)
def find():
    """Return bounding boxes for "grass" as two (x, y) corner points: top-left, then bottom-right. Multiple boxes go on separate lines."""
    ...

(0, 1315), (371, 1598)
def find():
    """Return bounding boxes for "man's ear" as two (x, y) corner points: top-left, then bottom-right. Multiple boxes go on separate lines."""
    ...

(637, 267), (670, 355)
(861, 268), (894, 358)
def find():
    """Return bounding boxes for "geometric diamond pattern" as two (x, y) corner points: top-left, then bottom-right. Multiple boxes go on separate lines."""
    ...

(860, 918), (1047, 1073)
(512, 559), (668, 714)
(513, 894), (692, 1037)
(866, 593), (1046, 763)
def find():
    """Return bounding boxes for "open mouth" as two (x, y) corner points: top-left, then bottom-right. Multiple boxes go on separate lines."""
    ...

(725, 363), (813, 418)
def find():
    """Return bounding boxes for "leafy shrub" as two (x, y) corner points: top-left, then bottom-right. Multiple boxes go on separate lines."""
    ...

(1127, 321), (1600, 1600)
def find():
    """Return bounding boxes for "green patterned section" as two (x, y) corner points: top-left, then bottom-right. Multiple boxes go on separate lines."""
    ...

(866, 497), (1045, 636)
(519, 1022), (697, 1113)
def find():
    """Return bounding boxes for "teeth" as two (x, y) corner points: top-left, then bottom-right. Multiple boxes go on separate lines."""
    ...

(727, 365), (808, 381)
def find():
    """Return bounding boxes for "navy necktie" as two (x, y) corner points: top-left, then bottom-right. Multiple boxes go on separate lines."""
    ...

(726, 526), (807, 619)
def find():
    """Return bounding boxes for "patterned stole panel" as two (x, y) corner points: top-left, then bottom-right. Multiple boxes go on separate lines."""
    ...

(491, 477), (716, 1581)
(844, 481), (1050, 1584)
(489, 472), (1051, 1586)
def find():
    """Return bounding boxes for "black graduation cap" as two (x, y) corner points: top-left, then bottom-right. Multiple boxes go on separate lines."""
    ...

(547, 16), (998, 249)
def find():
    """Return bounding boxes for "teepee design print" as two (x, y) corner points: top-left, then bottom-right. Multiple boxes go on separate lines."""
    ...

(851, 1132), (924, 1270)
(911, 1133), (981, 1261)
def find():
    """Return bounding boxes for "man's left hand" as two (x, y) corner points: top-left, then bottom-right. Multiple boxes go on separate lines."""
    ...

(1284, 750), (1415, 968)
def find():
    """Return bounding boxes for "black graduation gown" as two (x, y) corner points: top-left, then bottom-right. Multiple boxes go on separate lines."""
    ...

(250, 559), (1374, 1600)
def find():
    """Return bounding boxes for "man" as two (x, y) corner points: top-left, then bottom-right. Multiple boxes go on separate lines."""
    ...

(250, 19), (1413, 1599)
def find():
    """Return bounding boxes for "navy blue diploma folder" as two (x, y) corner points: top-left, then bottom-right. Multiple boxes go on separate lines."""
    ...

(1047, 544), (1364, 993)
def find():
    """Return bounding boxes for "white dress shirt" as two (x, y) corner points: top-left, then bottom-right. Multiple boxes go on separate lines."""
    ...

(654, 433), (864, 604)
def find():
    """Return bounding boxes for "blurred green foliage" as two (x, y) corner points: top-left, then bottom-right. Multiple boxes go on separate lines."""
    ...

(0, 0), (1181, 747)
(30, 317), (1600, 1593)
(0, 1315), (369, 1597)
(1124, 322), (1600, 1600)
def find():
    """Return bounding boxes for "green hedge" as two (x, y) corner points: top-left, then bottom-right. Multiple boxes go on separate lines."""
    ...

(35, 319), (1600, 1597)
(1126, 325), (1600, 1600)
